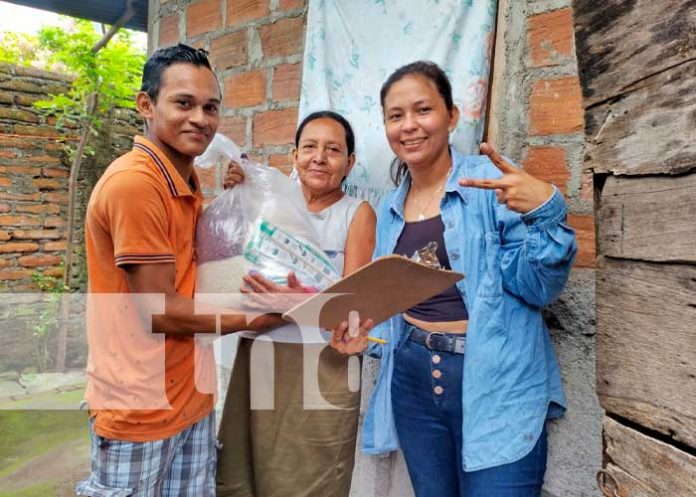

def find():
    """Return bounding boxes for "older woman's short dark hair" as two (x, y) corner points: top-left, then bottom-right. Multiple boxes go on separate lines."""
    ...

(295, 111), (356, 156)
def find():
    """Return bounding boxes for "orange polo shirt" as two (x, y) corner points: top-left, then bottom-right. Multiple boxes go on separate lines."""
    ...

(84, 135), (214, 442)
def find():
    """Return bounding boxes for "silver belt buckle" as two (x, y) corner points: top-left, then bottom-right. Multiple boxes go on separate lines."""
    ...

(425, 332), (445, 350)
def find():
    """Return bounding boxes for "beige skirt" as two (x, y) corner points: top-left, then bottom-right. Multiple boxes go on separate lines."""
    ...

(216, 336), (361, 497)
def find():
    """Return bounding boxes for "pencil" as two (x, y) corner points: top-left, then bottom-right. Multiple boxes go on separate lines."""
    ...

(367, 336), (388, 345)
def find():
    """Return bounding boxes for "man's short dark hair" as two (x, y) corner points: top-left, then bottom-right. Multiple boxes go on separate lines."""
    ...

(140, 44), (213, 101)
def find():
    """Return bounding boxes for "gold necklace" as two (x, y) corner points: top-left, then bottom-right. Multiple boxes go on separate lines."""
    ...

(410, 167), (451, 221)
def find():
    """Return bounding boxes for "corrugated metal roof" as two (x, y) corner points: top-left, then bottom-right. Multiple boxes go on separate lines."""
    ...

(3, 0), (149, 32)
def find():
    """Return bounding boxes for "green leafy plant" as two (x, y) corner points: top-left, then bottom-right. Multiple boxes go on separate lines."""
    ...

(4, 15), (144, 372)
(0, 32), (41, 66)
(28, 18), (145, 290)
(29, 271), (69, 373)
(32, 19), (145, 139)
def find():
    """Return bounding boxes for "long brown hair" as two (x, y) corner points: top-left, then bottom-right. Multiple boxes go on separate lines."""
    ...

(380, 61), (455, 186)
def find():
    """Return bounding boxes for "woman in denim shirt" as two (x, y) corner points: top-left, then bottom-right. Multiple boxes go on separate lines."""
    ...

(332, 61), (577, 497)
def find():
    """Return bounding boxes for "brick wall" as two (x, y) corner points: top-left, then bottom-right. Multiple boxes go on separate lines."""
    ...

(152, 0), (594, 267)
(0, 63), (141, 291)
(149, 2), (599, 495)
(0, 64), (72, 291)
(152, 0), (307, 201)
(524, 4), (595, 268)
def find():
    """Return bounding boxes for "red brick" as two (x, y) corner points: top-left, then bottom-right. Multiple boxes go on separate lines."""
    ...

(0, 257), (11, 267)
(219, 116), (247, 147)
(0, 192), (41, 202)
(253, 107), (298, 147)
(280, 0), (304, 10)
(528, 8), (575, 68)
(529, 77), (583, 135)
(224, 70), (266, 108)
(245, 153), (264, 165)
(0, 107), (39, 123)
(580, 170), (593, 201)
(186, 0), (223, 38)
(0, 166), (41, 175)
(0, 136), (34, 149)
(14, 93), (41, 107)
(42, 167), (70, 178)
(44, 241), (67, 251)
(13, 124), (61, 138)
(44, 216), (66, 228)
(0, 268), (32, 280)
(523, 147), (570, 194)
(0, 242), (39, 253)
(269, 153), (293, 176)
(227, 0), (269, 27)
(15, 203), (60, 214)
(45, 142), (69, 151)
(18, 254), (62, 268)
(43, 266), (64, 278)
(0, 230), (10, 241)
(0, 215), (41, 227)
(272, 63), (301, 102)
(567, 214), (596, 268)
(0, 203), (9, 213)
(159, 13), (180, 47)
(11, 283), (41, 291)
(0, 151), (16, 158)
(0, 177), (11, 187)
(210, 31), (247, 70)
(195, 166), (219, 190)
(44, 192), (68, 203)
(12, 229), (63, 240)
(259, 17), (304, 58)
(32, 178), (64, 190)
(27, 155), (62, 165)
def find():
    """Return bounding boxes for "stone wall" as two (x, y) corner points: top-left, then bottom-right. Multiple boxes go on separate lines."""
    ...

(148, 0), (600, 495)
(0, 63), (141, 292)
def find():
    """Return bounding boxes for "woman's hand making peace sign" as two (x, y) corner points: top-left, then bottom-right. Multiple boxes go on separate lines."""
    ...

(459, 142), (555, 214)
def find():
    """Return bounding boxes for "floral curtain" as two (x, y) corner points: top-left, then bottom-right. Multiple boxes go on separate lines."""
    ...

(298, 0), (498, 205)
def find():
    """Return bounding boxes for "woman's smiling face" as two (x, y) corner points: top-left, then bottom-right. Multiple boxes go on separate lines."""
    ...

(293, 117), (355, 195)
(382, 74), (458, 171)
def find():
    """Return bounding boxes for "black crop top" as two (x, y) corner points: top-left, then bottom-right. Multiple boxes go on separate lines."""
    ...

(393, 215), (468, 322)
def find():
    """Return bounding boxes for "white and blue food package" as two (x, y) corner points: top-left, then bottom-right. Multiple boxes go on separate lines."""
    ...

(194, 139), (339, 306)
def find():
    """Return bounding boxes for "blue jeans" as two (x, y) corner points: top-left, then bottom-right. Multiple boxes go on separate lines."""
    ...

(391, 327), (548, 497)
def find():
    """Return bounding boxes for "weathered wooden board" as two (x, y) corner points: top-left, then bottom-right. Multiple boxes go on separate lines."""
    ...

(598, 173), (696, 262)
(572, 0), (696, 107)
(583, 60), (696, 176)
(601, 417), (696, 497)
(596, 258), (696, 449)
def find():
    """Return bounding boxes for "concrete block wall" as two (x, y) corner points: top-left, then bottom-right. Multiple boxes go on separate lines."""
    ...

(492, 0), (601, 495)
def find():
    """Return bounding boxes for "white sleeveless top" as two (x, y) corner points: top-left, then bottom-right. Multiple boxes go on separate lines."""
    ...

(242, 195), (364, 343)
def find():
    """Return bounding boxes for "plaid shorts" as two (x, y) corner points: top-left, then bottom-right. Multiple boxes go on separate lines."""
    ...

(76, 412), (217, 497)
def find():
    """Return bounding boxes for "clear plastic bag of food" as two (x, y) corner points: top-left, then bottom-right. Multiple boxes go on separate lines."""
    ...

(195, 137), (340, 304)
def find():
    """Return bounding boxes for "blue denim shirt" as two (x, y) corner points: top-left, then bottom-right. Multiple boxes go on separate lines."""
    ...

(361, 149), (577, 472)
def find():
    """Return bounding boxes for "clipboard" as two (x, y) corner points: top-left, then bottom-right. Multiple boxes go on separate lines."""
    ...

(283, 255), (464, 330)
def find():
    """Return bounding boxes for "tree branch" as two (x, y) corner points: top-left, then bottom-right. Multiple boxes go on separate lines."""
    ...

(91, 0), (138, 53)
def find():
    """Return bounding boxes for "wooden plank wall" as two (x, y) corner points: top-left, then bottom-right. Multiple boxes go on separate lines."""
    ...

(571, 0), (696, 495)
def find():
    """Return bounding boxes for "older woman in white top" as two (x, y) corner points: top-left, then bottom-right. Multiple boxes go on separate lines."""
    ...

(216, 111), (376, 497)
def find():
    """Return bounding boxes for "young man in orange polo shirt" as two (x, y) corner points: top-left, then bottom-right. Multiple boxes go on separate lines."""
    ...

(76, 44), (284, 497)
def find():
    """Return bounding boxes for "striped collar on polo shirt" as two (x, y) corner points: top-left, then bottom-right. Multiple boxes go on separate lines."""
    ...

(132, 136), (200, 198)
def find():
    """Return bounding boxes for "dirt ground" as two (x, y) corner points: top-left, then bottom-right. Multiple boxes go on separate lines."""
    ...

(0, 406), (90, 497)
